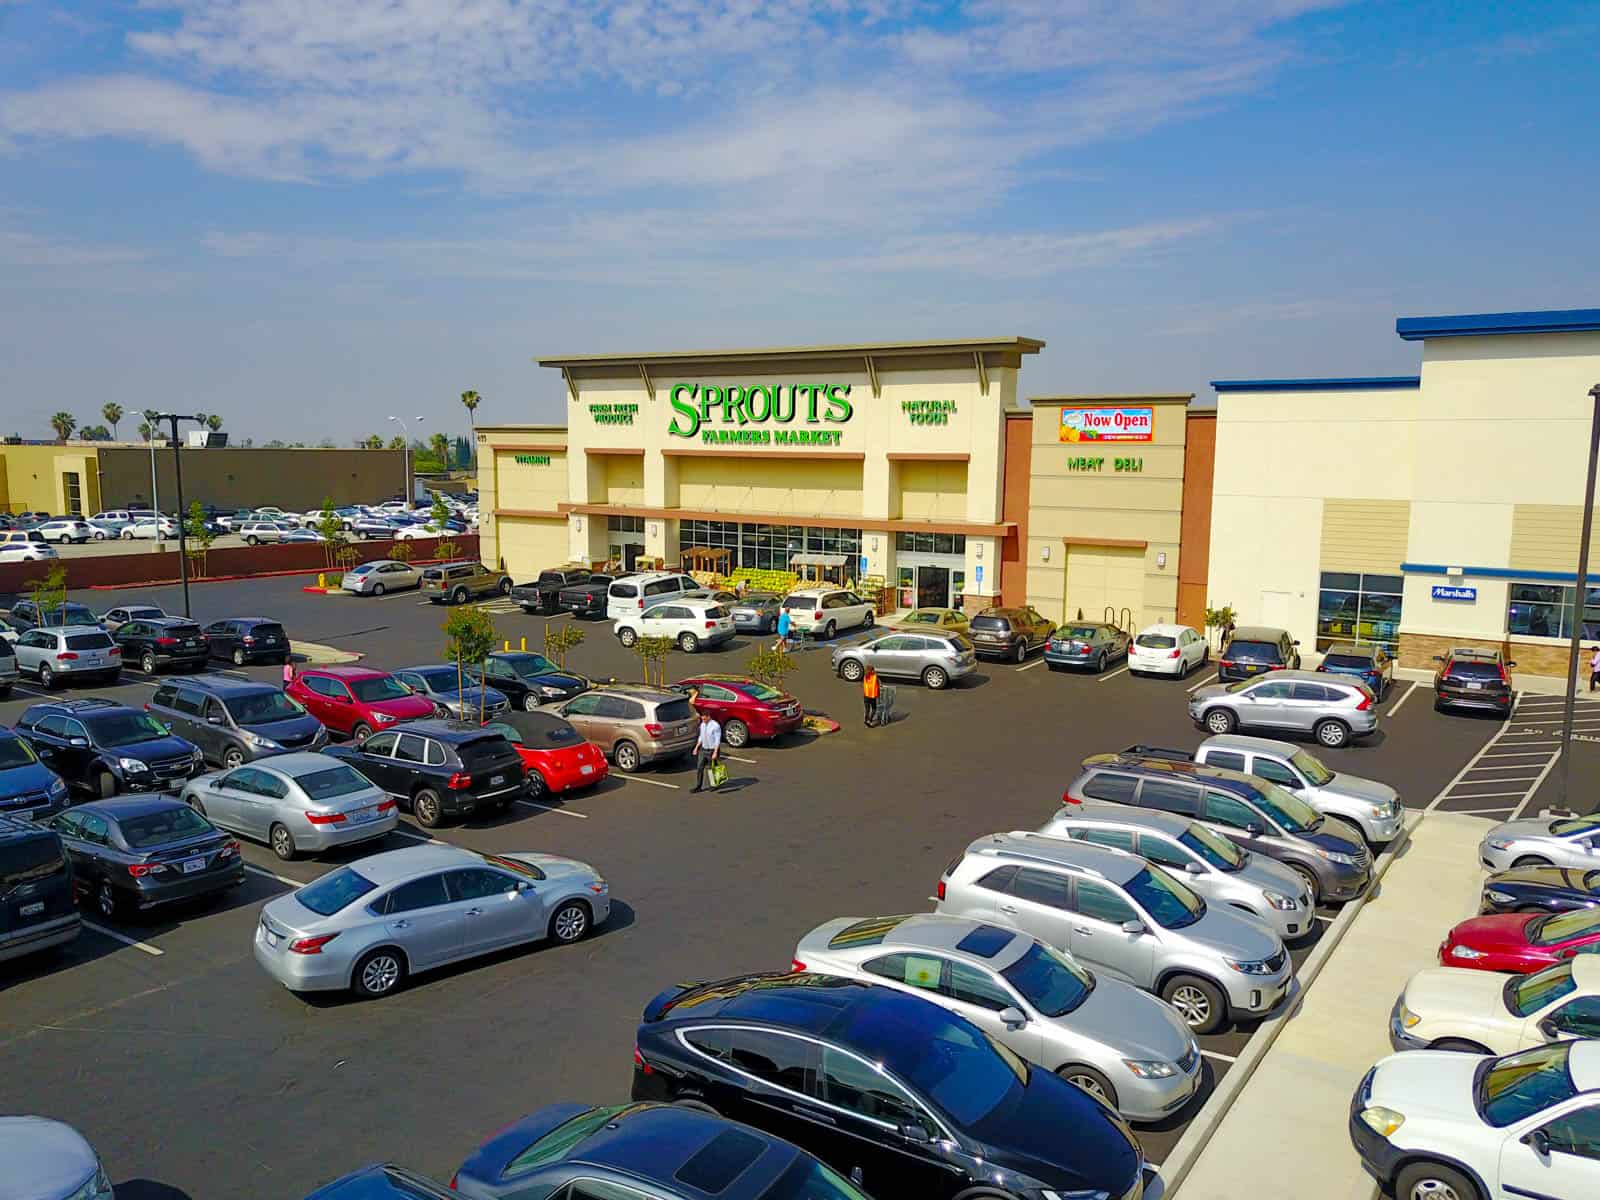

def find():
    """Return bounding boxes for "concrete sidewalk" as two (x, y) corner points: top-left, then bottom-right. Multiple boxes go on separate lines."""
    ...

(1175, 811), (1492, 1200)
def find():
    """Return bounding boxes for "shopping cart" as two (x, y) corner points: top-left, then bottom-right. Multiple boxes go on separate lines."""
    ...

(874, 685), (896, 727)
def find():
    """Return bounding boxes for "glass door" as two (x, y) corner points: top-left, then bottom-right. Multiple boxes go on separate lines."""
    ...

(916, 565), (950, 609)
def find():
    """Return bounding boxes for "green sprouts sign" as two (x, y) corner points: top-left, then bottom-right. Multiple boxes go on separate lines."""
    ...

(668, 383), (853, 446)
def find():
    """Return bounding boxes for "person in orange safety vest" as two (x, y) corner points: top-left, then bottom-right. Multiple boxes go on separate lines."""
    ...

(863, 666), (881, 728)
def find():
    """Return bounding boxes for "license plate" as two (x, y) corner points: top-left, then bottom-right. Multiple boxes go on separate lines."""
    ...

(580, 764), (594, 775)
(490, 775), (504, 786)
(1467, 682), (1482, 690)
(20, 901), (44, 916)
(182, 858), (204, 874)
(184, 639), (198, 647)
(261, 637), (279, 645)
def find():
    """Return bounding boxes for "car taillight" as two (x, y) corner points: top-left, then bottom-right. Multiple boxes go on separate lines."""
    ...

(305, 810), (347, 824)
(645, 723), (663, 737)
(1220, 659), (1234, 668)
(242, 635), (256, 644)
(376, 799), (397, 812)
(157, 636), (178, 647)
(220, 839), (240, 857)
(108, 646), (121, 655)
(56, 652), (78, 661)
(289, 933), (339, 955)
(1356, 693), (1372, 711)
(128, 862), (165, 877)
(812, 611), (823, 620)
(935, 879), (946, 900)
(449, 1173), (458, 1191)
(1499, 665), (1510, 685)
(1062, 790), (1081, 805)
(705, 620), (716, 629)
(1079, 646), (1091, 655)
(446, 771), (473, 789)
(633, 1045), (654, 1075)
(791, 958), (807, 973)
(1169, 648), (1181, 658)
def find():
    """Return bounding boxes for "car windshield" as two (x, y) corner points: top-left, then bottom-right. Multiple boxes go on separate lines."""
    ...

(785, 596), (816, 610)
(297, 867), (378, 915)
(1505, 963), (1577, 1016)
(1323, 652), (1374, 669)
(298, 766), (371, 801)
(65, 632), (114, 650)
(1552, 818), (1600, 837)
(224, 691), (306, 724)
(46, 604), (97, 625)
(1181, 823), (1246, 870)
(1289, 750), (1335, 786)
(1226, 640), (1280, 662)
(505, 654), (560, 679)
(118, 805), (212, 848)
(0, 737), (39, 769)
(740, 681), (786, 702)
(1477, 1044), (1577, 1128)
(85, 712), (170, 747)
(761, 1158), (873, 1200)
(1531, 908), (1600, 946)
(1000, 941), (1094, 1017)
(1136, 633), (1176, 648)
(1248, 780), (1321, 834)
(1060, 626), (1102, 640)
(1124, 866), (1205, 928)
(349, 675), (412, 702)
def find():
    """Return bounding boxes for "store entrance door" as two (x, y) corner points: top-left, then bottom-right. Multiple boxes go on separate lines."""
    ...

(916, 565), (950, 609)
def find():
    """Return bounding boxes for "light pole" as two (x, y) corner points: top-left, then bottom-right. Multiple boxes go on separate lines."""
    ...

(1556, 381), (1600, 812)
(387, 415), (424, 506)
(153, 413), (205, 616)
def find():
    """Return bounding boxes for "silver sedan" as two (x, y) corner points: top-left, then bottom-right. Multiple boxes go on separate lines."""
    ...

(793, 913), (1202, 1122)
(183, 751), (398, 861)
(1480, 815), (1600, 872)
(341, 559), (422, 596)
(253, 843), (610, 998)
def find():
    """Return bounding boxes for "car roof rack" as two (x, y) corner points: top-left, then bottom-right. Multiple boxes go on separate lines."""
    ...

(1122, 744), (1195, 762)
(974, 833), (1114, 879)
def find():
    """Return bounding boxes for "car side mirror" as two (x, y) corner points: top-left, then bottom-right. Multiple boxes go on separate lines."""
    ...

(68, 736), (89, 748)
(1121, 919), (1146, 935)
(1506, 661), (1517, 669)
(1244, 822), (1264, 836)
(334, 695), (350, 704)
(1537, 1016), (1561, 1040)
(1526, 1128), (1551, 1158)
(207, 714), (224, 725)
(516, 879), (534, 892)
(998, 1005), (1028, 1030)
(1432, 655), (1445, 662)
(1291, 639), (1300, 646)
(1185, 861), (1205, 875)
(897, 1121), (932, 1144)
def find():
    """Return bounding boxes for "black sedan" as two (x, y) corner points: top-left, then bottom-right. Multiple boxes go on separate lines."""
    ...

(632, 972), (1144, 1200)
(472, 651), (589, 712)
(49, 796), (244, 919)
(1481, 866), (1600, 915)
(113, 615), (210, 675)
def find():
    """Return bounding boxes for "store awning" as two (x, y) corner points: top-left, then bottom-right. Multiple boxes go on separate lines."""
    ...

(790, 553), (850, 567)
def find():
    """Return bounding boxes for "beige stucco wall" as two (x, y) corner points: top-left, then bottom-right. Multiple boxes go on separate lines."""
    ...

(1025, 398), (1187, 628)
(0, 444), (103, 515)
(477, 426), (569, 572)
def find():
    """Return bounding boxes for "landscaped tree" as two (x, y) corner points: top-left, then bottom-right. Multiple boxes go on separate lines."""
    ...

(28, 561), (67, 621)
(103, 402), (124, 440)
(359, 434), (385, 449)
(390, 540), (414, 562)
(49, 412), (76, 442)
(634, 635), (674, 687)
(442, 604), (498, 720)
(138, 420), (153, 441)
(388, 435), (406, 450)
(184, 500), (215, 577)
(313, 497), (349, 569)
(544, 620), (586, 670)
(747, 645), (800, 693)
(430, 490), (452, 532)
(206, 414), (223, 432)
(1204, 604), (1237, 649)
(429, 431), (452, 471)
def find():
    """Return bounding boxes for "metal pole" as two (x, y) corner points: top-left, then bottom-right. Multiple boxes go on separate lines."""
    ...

(1556, 382), (1600, 812)
(149, 428), (160, 538)
(169, 416), (192, 617)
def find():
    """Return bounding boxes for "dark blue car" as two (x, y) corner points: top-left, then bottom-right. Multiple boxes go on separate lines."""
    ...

(473, 651), (589, 711)
(452, 1102), (870, 1200)
(0, 726), (70, 821)
(303, 1165), (454, 1199)
(15, 699), (203, 797)
(1317, 641), (1393, 700)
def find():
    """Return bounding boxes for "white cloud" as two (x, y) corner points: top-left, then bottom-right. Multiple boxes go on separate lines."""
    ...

(0, 228), (151, 268)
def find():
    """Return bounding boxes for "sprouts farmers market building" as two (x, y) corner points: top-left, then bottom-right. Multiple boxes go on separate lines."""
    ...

(478, 338), (1210, 629)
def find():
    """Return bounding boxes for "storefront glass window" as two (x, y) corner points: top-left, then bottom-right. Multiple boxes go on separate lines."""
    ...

(1316, 572), (1403, 652)
(607, 515), (644, 534)
(1507, 584), (1600, 641)
(679, 522), (861, 574)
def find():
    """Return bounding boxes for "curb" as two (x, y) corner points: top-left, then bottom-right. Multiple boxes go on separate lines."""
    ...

(1158, 810), (1422, 1199)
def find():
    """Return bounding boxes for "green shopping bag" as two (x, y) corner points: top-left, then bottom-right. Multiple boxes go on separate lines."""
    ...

(707, 760), (729, 788)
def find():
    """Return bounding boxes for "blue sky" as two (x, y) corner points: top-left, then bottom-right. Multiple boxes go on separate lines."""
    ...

(1, 1), (1595, 442)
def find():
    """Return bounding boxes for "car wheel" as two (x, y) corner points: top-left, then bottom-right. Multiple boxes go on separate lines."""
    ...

(1204, 708), (1236, 735)
(618, 627), (638, 648)
(863, 611), (874, 628)
(723, 719), (749, 748)
(1057, 1065), (1119, 1111)
(672, 1097), (720, 1115)
(613, 740), (640, 773)
(451, 587), (468, 604)
(352, 948), (406, 999)
(678, 632), (699, 653)
(499, 577), (512, 595)
(372, 582), (385, 597)
(1095, 651), (1107, 673)
(38, 663), (54, 688)
(246, 535), (259, 546)
(839, 659), (864, 683)
(122, 529), (134, 539)
(97, 771), (118, 799)
(433, 703), (450, 718)
(1314, 719), (1351, 749)
(413, 788), (443, 828)
(1013, 641), (1027, 664)
(222, 746), (245, 769)
(232, 647), (247, 666)
(96, 880), (120, 919)
(269, 823), (298, 861)
(1395, 1161), (1483, 1200)
(549, 900), (592, 944)
(1161, 974), (1226, 1034)
(352, 722), (373, 742)
(526, 771), (549, 800)
(823, 621), (836, 640)
(140, 651), (157, 674)
(1512, 855), (1553, 868)
(1291, 864), (1321, 906)
(93, 531), (106, 541)
(923, 665), (949, 690)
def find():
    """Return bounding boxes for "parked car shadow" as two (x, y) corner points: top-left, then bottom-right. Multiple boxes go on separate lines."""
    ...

(953, 673), (993, 690)
(0, 925), (150, 993)
(113, 1182), (195, 1200)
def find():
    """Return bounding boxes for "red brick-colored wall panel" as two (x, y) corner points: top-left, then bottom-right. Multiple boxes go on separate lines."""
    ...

(1177, 412), (1217, 631)
(999, 414), (1033, 607)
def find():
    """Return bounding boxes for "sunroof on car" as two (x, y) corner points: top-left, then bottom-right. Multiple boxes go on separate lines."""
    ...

(955, 924), (1016, 958)
(675, 1128), (766, 1193)
(826, 915), (914, 949)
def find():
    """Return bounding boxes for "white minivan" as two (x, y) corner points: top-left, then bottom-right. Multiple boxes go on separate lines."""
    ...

(605, 572), (702, 622)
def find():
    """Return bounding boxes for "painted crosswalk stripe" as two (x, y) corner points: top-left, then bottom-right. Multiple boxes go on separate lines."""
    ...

(82, 920), (164, 956)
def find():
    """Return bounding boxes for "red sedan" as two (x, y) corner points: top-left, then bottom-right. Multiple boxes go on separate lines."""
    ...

(1439, 907), (1600, 973)
(675, 674), (805, 748)
(484, 710), (607, 799)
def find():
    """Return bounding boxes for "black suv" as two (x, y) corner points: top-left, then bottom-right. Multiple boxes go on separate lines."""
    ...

(113, 615), (210, 675)
(147, 674), (326, 768)
(512, 567), (593, 615)
(1433, 646), (1514, 715)
(203, 617), (291, 666)
(0, 815), (79, 964)
(323, 719), (526, 827)
(16, 699), (204, 798)
(1218, 625), (1300, 682)
(7, 600), (100, 633)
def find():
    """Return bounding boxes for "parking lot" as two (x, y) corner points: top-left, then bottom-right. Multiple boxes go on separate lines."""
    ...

(0, 574), (1582, 1198)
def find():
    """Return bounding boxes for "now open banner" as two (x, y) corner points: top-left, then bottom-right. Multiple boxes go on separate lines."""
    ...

(1059, 406), (1154, 443)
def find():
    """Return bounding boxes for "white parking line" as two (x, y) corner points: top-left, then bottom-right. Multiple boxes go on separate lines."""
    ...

(244, 863), (305, 887)
(1439, 789), (1535, 800)
(1387, 680), (1419, 715)
(1187, 672), (1218, 693)
(1509, 751), (1564, 821)
(81, 920), (164, 956)
(1427, 697), (1522, 812)
(1016, 659), (1045, 673)
(1313, 913), (1336, 924)
(613, 775), (682, 790)
(515, 799), (588, 819)
(1480, 750), (1559, 758)
(1096, 665), (1130, 683)
(722, 754), (758, 764)
(1446, 806), (1517, 815)
(387, 827), (446, 844)
(1200, 1049), (1238, 1063)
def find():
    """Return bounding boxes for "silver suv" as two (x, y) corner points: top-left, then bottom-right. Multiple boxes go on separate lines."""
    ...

(1188, 668), (1377, 748)
(12, 626), (121, 688)
(793, 912), (1202, 1121)
(1192, 734), (1402, 844)
(1037, 803), (1313, 941)
(937, 832), (1292, 1033)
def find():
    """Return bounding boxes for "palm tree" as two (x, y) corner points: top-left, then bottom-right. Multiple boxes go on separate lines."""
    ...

(49, 412), (76, 442)
(206, 414), (223, 432)
(103, 402), (124, 441)
(361, 434), (385, 449)
(138, 421), (153, 441)
(388, 435), (406, 450)
(429, 431), (451, 470)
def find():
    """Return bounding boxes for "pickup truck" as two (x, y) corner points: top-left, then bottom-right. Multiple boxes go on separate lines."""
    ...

(557, 573), (620, 619)
(511, 567), (594, 615)
(1125, 734), (1403, 845)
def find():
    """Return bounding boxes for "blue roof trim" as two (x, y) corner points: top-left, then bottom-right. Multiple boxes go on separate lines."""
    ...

(1210, 377), (1420, 394)
(1396, 309), (1600, 340)
(1402, 563), (1587, 583)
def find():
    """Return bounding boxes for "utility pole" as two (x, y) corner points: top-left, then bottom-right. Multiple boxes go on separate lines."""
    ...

(388, 414), (425, 504)
(156, 413), (205, 616)
(1556, 381), (1600, 812)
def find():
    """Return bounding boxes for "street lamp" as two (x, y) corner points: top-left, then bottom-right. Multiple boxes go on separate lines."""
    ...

(387, 415), (425, 506)
(151, 412), (206, 616)
(1556, 381), (1600, 812)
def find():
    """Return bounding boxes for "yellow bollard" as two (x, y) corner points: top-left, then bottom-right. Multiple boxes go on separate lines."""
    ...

(520, 636), (527, 651)
(503, 639), (510, 652)
(317, 573), (325, 588)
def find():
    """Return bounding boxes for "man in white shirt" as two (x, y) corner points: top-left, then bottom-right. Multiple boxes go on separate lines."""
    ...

(691, 709), (722, 793)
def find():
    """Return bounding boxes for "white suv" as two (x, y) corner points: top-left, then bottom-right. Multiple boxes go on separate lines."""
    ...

(615, 598), (735, 653)
(238, 520), (292, 545)
(605, 572), (701, 622)
(34, 519), (94, 545)
(0, 531), (56, 562)
(781, 587), (875, 640)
